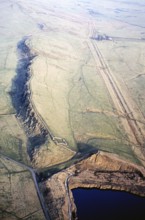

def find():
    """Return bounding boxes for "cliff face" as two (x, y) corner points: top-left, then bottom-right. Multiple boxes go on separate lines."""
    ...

(69, 152), (145, 195)
(42, 151), (145, 220)
(11, 38), (49, 158)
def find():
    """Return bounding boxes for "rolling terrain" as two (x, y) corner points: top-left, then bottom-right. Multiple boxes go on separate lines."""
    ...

(0, 0), (145, 219)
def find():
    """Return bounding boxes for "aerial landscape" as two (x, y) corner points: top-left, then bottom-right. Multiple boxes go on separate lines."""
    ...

(0, 0), (145, 219)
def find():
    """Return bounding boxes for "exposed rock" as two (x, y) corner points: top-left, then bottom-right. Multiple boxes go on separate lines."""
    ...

(42, 151), (145, 220)
(11, 37), (49, 158)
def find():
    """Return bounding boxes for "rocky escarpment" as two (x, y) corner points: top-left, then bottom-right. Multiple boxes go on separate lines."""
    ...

(69, 152), (145, 195)
(11, 37), (49, 158)
(41, 151), (145, 220)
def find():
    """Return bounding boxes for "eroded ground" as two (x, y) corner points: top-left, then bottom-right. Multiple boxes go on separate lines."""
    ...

(1, 0), (145, 220)
(42, 152), (145, 219)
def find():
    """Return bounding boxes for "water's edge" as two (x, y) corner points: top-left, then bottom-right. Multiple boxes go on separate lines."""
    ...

(72, 188), (145, 220)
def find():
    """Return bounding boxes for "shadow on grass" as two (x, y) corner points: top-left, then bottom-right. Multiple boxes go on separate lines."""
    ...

(37, 142), (98, 181)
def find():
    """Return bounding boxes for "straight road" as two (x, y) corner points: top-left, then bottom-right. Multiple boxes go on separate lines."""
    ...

(87, 25), (145, 165)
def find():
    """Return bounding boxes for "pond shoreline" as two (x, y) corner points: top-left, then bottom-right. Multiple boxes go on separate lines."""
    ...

(72, 188), (145, 220)
(41, 151), (145, 220)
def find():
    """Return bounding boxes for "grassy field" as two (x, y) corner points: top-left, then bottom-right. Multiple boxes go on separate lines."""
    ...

(0, 156), (45, 220)
(0, 0), (145, 166)
(1, 0), (145, 218)
(97, 41), (145, 118)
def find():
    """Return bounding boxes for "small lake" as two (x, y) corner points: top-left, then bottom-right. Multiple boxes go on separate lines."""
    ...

(72, 188), (145, 220)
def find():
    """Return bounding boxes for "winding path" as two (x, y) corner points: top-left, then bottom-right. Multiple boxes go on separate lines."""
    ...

(64, 173), (74, 220)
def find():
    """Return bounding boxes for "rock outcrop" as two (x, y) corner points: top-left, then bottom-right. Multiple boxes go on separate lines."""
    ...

(11, 37), (49, 158)
(41, 151), (145, 220)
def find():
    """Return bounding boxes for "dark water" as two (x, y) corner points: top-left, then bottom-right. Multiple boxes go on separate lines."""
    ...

(72, 188), (145, 220)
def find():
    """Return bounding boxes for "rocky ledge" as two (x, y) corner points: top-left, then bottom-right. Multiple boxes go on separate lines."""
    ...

(11, 37), (49, 158)
(40, 151), (145, 220)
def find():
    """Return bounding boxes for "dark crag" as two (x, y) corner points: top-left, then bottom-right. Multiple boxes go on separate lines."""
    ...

(10, 37), (49, 160)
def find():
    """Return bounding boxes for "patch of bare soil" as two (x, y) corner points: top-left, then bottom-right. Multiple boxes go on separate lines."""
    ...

(41, 151), (145, 220)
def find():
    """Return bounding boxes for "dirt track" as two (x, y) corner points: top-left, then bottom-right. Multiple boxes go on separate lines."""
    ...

(87, 25), (145, 165)
(0, 153), (50, 220)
